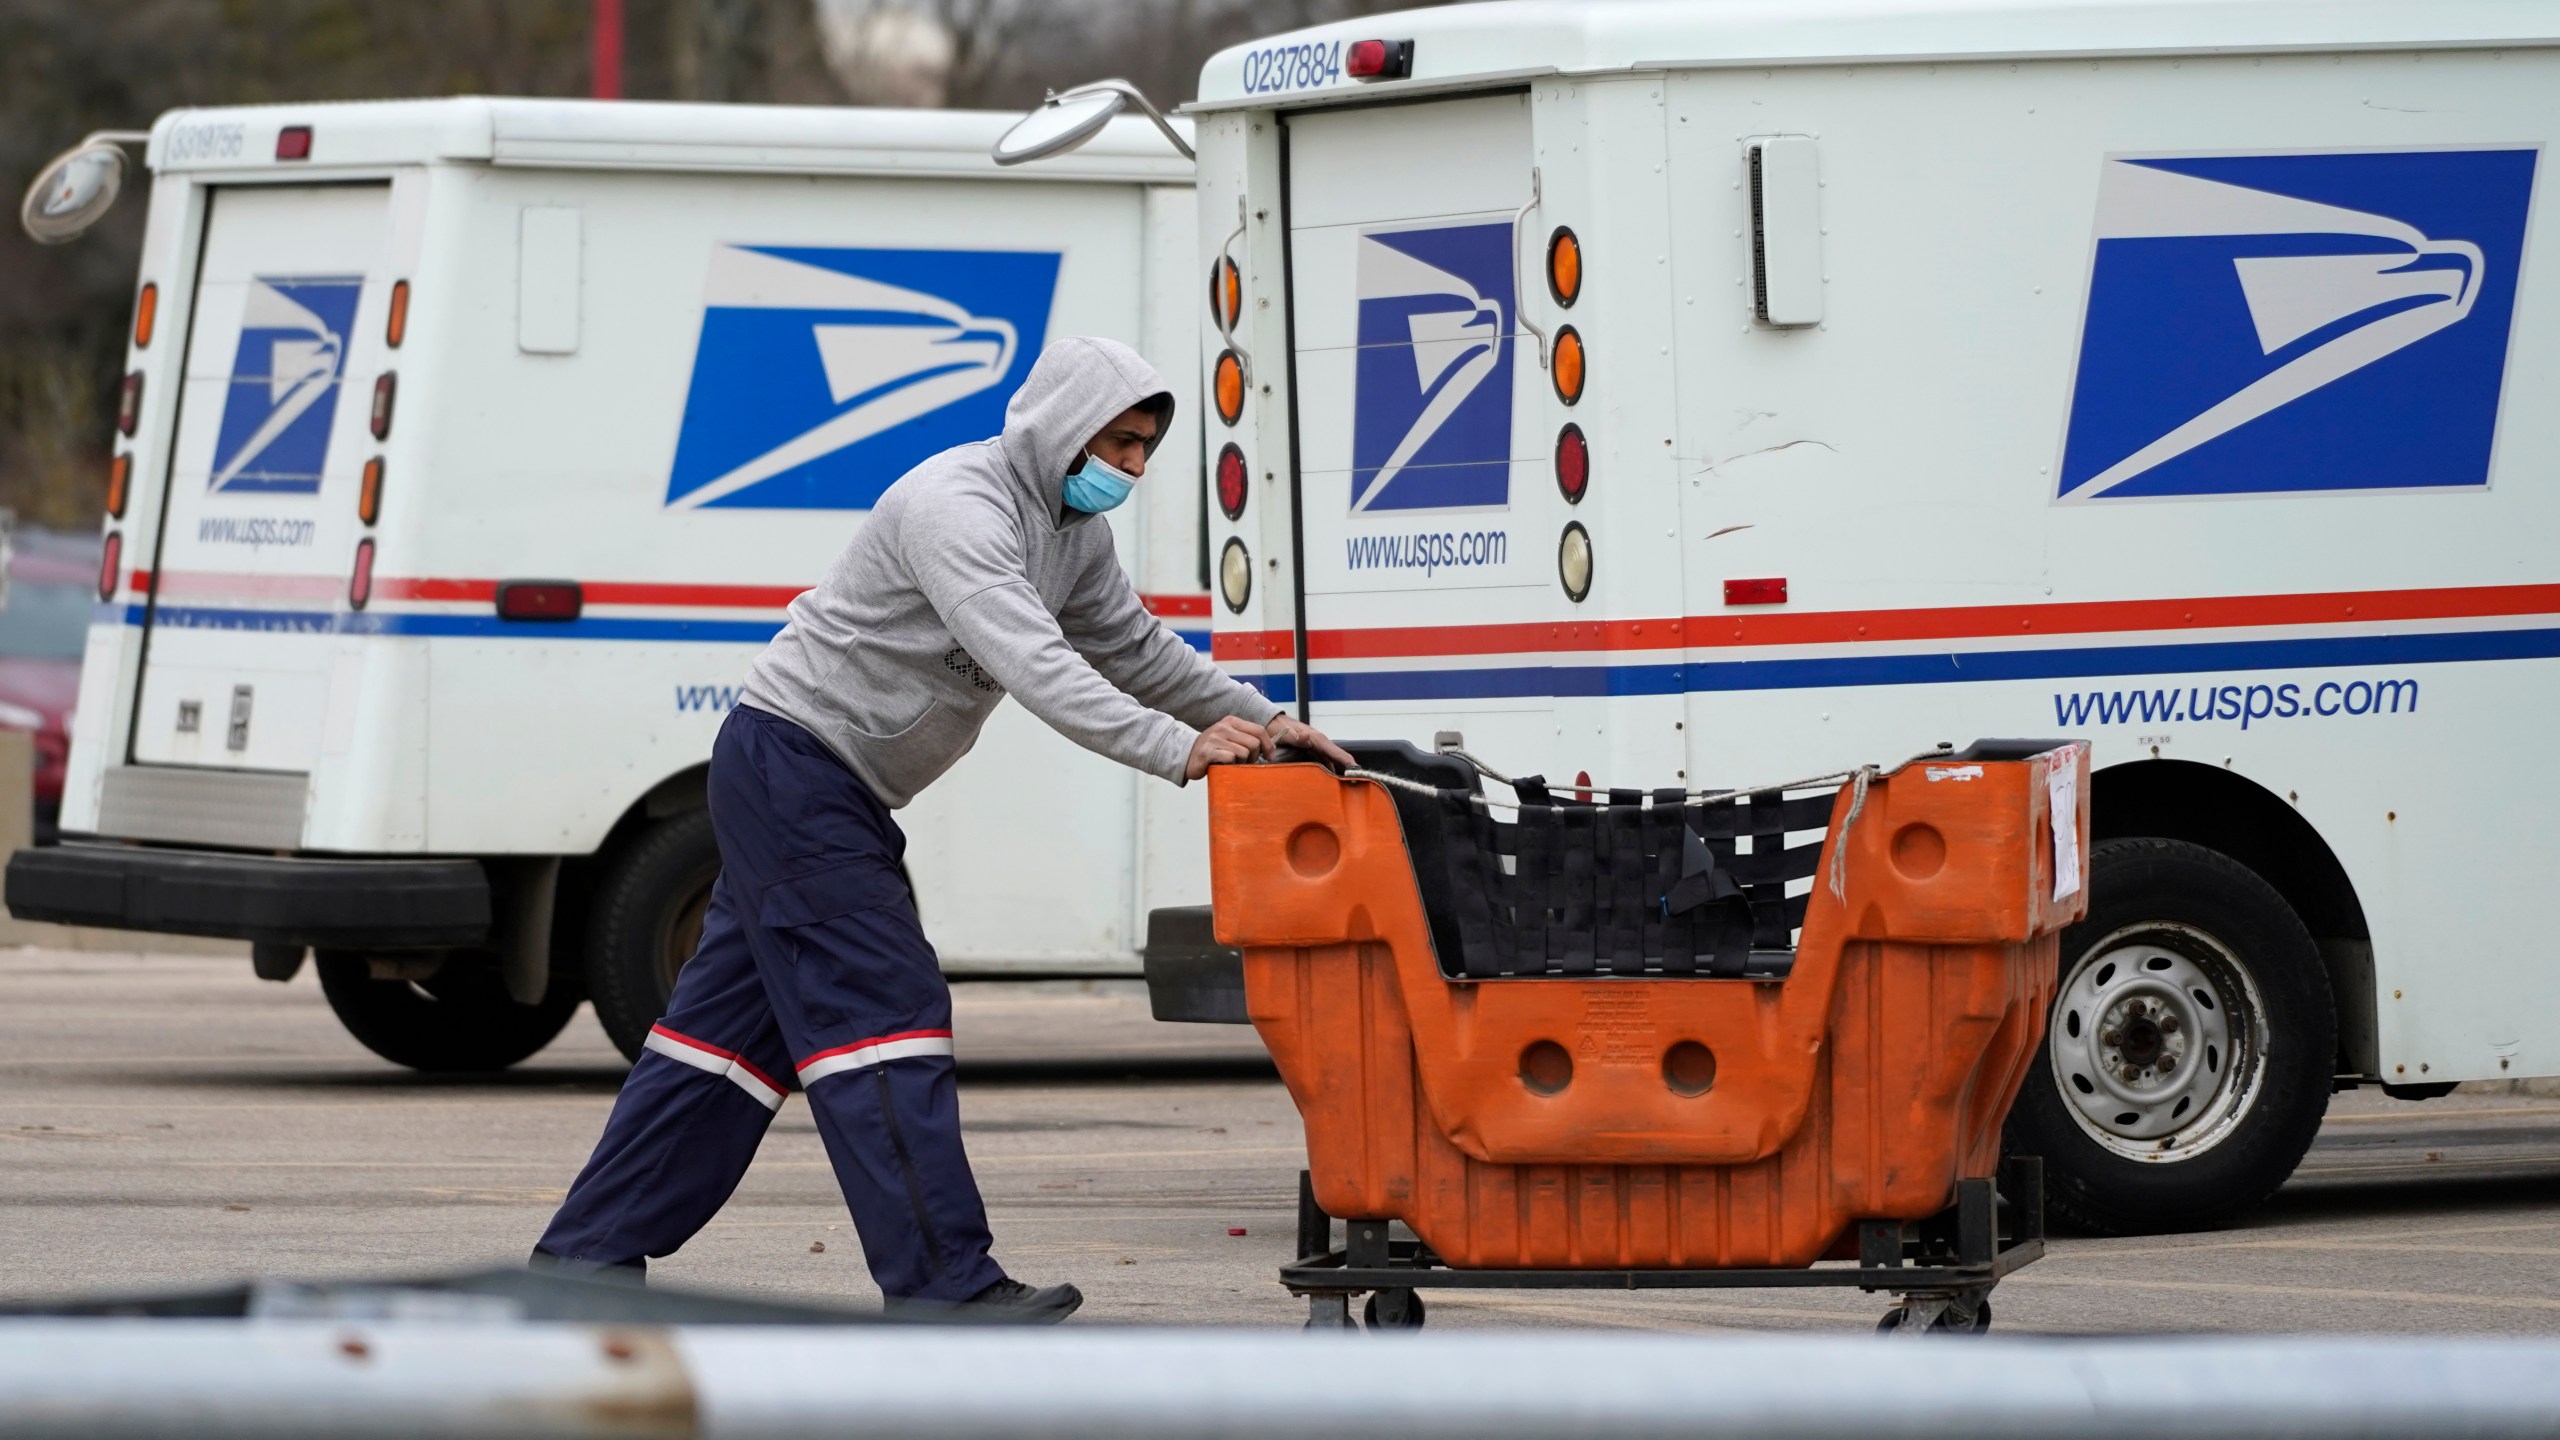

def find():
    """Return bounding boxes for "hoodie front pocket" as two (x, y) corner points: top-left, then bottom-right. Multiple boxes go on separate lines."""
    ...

(843, 698), (982, 792)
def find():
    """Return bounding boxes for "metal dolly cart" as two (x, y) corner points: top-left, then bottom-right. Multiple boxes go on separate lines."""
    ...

(1283, 1158), (2046, 1334)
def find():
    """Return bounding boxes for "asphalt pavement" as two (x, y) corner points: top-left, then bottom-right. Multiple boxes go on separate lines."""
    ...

(5, 946), (2558, 1333)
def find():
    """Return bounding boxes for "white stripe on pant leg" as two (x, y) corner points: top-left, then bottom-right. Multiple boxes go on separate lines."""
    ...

(641, 1030), (786, 1110)
(795, 1036), (957, 1086)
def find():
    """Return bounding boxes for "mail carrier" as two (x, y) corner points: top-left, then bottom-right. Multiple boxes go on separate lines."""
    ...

(1175, 0), (2560, 1231)
(6, 99), (1216, 1073)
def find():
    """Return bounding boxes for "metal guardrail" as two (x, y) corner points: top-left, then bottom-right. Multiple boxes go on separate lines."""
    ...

(5, 1322), (2560, 1440)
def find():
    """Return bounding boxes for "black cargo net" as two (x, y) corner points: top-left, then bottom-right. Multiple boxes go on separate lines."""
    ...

(1422, 780), (1835, 979)
(1323, 738), (2066, 982)
(1341, 742), (1841, 981)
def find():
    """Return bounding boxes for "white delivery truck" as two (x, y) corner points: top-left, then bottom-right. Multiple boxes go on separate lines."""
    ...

(7, 99), (1220, 1072)
(1117, 0), (2560, 1232)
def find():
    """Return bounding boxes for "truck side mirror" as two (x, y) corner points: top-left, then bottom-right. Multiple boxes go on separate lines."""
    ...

(993, 80), (1193, 167)
(20, 132), (148, 245)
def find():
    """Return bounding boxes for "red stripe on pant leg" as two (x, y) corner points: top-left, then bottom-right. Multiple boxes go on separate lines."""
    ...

(796, 1028), (955, 1070)
(649, 1023), (789, 1095)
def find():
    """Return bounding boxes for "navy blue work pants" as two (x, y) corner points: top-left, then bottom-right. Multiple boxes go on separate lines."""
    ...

(538, 704), (1004, 1303)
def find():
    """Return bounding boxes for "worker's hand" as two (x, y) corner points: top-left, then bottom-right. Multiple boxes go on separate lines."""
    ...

(1267, 715), (1357, 771)
(1186, 716), (1271, 779)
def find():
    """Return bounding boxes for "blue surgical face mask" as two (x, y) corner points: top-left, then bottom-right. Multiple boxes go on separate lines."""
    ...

(1063, 451), (1136, 514)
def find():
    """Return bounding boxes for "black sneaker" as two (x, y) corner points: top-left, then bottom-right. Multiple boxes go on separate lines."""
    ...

(887, 1277), (1083, 1324)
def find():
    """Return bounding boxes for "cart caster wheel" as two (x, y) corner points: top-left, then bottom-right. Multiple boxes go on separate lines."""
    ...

(1363, 1288), (1426, 1330)
(1304, 1293), (1356, 1330)
(1877, 1296), (1991, 1335)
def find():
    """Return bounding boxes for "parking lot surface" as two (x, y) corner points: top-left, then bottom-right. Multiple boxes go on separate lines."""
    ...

(5, 946), (2558, 1333)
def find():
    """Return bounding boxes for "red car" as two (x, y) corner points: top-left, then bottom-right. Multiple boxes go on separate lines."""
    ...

(0, 528), (103, 838)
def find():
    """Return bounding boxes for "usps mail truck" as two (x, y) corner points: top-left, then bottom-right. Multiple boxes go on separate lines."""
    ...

(1160, 0), (2560, 1232)
(7, 99), (1216, 1072)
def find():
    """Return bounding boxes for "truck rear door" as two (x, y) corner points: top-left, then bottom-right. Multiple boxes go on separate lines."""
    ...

(1280, 94), (1557, 753)
(131, 183), (392, 775)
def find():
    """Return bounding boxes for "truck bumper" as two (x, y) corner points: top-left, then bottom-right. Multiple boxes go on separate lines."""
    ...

(1141, 905), (1247, 1024)
(5, 843), (491, 949)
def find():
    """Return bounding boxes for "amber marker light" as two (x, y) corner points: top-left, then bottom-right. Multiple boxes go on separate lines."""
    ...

(1210, 258), (1241, 331)
(132, 283), (158, 349)
(359, 458), (386, 525)
(1213, 350), (1245, 427)
(1547, 227), (1581, 307)
(386, 280), (410, 348)
(106, 454), (131, 519)
(1551, 327), (1586, 406)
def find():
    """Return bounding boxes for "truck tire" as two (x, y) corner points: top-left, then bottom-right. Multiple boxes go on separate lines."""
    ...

(2004, 837), (2336, 1235)
(585, 809), (720, 1061)
(316, 951), (582, 1072)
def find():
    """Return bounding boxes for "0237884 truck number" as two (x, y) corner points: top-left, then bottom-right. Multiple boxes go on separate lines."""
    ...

(1241, 40), (1342, 94)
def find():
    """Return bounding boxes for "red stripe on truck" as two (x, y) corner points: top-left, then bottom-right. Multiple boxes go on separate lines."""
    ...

(1293, 583), (2560, 660)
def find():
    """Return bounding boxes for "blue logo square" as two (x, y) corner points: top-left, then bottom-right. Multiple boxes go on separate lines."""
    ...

(665, 245), (1060, 511)
(1350, 221), (1516, 514)
(210, 275), (362, 494)
(2058, 148), (2539, 501)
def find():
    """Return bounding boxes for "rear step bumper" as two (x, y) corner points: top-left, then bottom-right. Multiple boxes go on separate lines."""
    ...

(5, 844), (490, 948)
(1142, 905), (1247, 1024)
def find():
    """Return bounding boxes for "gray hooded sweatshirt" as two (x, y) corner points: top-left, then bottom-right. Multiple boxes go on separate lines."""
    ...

(740, 336), (1281, 808)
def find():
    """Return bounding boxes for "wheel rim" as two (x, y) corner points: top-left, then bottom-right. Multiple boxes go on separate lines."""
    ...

(657, 881), (713, 995)
(2048, 921), (2269, 1164)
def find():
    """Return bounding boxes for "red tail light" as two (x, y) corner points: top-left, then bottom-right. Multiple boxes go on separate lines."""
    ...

(1724, 577), (1789, 606)
(98, 532), (122, 602)
(1554, 424), (1588, 504)
(117, 371), (143, 436)
(348, 539), (375, 610)
(496, 581), (582, 621)
(276, 126), (313, 161)
(1215, 443), (1248, 521)
(370, 372), (396, 440)
(1346, 39), (1413, 80)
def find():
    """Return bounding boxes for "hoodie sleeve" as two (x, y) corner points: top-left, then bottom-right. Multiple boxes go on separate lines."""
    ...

(901, 489), (1201, 785)
(1060, 547), (1283, 731)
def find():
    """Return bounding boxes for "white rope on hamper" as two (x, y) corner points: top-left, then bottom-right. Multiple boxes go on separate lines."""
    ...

(1332, 743), (1962, 901)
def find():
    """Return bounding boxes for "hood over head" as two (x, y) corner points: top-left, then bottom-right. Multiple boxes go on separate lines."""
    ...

(995, 336), (1176, 515)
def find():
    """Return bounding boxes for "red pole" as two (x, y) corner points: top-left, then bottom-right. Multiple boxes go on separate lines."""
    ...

(591, 0), (624, 99)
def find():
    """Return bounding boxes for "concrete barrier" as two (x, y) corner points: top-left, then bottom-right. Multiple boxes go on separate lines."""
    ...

(3, 1321), (2558, 1440)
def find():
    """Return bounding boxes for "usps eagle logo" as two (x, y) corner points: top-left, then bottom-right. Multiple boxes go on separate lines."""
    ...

(664, 245), (1060, 510)
(210, 275), (362, 494)
(1349, 220), (1517, 513)
(2057, 148), (2538, 501)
